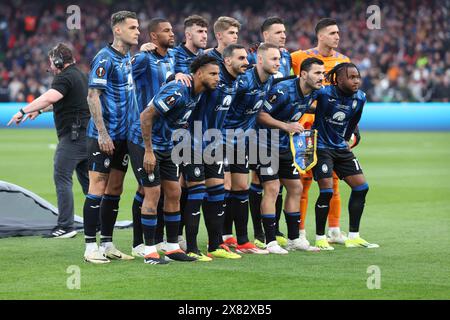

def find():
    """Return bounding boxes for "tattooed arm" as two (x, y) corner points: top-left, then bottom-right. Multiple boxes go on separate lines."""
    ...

(140, 104), (159, 174)
(87, 88), (114, 155)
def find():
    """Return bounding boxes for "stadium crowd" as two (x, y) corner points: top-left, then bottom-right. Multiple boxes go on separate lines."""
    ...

(0, 0), (448, 103)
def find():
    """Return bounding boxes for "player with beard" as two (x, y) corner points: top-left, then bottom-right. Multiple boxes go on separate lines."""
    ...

(139, 55), (220, 263)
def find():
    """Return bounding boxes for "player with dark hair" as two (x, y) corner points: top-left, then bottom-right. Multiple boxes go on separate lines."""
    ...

(173, 15), (209, 74)
(82, 11), (139, 263)
(181, 44), (248, 261)
(291, 18), (353, 246)
(312, 62), (378, 250)
(139, 55), (220, 263)
(222, 43), (280, 254)
(127, 18), (177, 259)
(256, 57), (325, 253)
(247, 16), (291, 249)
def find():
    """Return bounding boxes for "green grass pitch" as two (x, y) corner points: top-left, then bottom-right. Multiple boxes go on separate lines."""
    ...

(0, 129), (449, 300)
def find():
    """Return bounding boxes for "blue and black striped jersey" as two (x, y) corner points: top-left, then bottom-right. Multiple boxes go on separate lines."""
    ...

(260, 77), (314, 151)
(312, 86), (366, 149)
(151, 81), (203, 151)
(190, 62), (238, 149)
(247, 47), (291, 79)
(206, 48), (224, 64)
(87, 45), (136, 141)
(223, 67), (273, 133)
(128, 49), (175, 146)
(173, 44), (204, 74)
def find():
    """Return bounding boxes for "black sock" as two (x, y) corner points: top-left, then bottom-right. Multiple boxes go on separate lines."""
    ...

(284, 210), (300, 240)
(179, 187), (188, 236)
(155, 195), (165, 244)
(100, 194), (120, 244)
(262, 214), (276, 244)
(230, 190), (250, 245)
(184, 185), (206, 253)
(203, 185), (225, 252)
(223, 190), (234, 236)
(132, 192), (144, 247)
(249, 183), (264, 239)
(164, 211), (181, 244)
(141, 214), (157, 246)
(315, 189), (333, 236)
(83, 194), (102, 243)
(275, 186), (283, 235)
(349, 183), (369, 232)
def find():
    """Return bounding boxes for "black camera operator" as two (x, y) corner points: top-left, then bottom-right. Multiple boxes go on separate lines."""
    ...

(8, 43), (90, 238)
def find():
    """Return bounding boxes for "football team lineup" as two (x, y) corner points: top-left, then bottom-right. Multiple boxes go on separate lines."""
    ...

(1, 2), (449, 302)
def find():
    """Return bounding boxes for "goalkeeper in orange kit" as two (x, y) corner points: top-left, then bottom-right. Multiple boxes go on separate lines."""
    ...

(291, 18), (360, 245)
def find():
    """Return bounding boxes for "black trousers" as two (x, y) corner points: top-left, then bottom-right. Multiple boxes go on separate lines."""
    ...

(53, 131), (89, 228)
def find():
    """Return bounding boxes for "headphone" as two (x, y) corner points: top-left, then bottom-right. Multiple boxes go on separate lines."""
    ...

(51, 47), (64, 69)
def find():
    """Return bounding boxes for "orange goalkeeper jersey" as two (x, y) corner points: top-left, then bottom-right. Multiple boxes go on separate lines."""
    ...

(291, 48), (350, 84)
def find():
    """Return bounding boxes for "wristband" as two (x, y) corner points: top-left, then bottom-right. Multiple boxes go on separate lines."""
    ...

(19, 108), (26, 115)
(38, 110), (43, 114)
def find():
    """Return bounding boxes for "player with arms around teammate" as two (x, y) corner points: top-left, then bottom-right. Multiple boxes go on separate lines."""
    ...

(127, 18), (177, 258)
(83, 11), (139, 264)
(222, 43), (280, 254)
(291, 18), (352, 245)
(256, 57), (326, 253)
(247, 17), (292, 249)
(138, 55), (220, 263)
(312, 63), (379, 250)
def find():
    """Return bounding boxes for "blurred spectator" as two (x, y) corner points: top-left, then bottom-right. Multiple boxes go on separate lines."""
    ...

(0, 0), (448, 102)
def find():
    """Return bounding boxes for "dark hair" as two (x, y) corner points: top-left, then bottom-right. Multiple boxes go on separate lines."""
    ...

(48, 43), (74, 65)
(257, 42), (279, 54)
(148, 18), (169, 33)
(190, 55), (219, 74)
(261, 16), (284, 34)
(300, 57), (324, 72)
(184, 15), (209, 30)
(315, 18), (337, 35)
(111, 11), (137, 29)
(223, 43), (246, 59)
(325, 62), (360, 85)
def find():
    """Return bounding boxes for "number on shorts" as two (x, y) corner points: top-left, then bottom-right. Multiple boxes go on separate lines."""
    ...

(217, 161), (224, 174)
(352, 158), (360, 171)
(292, 163), (298, 175)
(175, 164), (180, 177)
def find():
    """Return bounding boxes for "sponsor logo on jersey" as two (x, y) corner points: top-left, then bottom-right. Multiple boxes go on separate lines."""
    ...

(332, 111), (346, 122)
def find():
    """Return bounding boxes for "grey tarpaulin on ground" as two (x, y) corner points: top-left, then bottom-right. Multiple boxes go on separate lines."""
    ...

(0, 180), (132, 238)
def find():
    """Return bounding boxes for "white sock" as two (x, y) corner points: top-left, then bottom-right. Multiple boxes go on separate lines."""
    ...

(165, 242), (180, 251)
(177, 235), (184, 242)
(348, 232), (360, 239)
(329, 227), (341, 233)
(100, 241), (113, 249)
(85, 242), (98, 253)
(144, 245), (157, 256)
(222, 234), (233, 241)
(316, 234), (326, 241)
